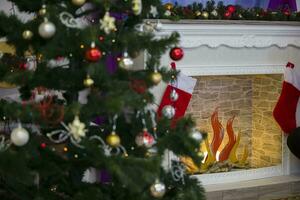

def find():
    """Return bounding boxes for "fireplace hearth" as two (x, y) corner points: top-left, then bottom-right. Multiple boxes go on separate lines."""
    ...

(155, 20), (300, 185)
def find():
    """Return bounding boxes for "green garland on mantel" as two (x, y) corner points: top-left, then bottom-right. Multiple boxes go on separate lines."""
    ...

(156, 1), (300, 21)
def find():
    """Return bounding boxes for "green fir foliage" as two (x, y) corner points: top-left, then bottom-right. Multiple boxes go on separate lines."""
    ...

(158, 0), (300, 21)
(0, 0), (205, 200)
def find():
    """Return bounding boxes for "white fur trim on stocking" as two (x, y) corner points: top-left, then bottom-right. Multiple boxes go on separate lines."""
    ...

(284, 63), (300, 91)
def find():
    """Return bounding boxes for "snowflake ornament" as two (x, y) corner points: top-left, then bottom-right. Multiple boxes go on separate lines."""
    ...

(68, 116), (87, 141)
(100, 12), (116, 34)
(0, 135), (10, 152)
(47, 116), (87, 148)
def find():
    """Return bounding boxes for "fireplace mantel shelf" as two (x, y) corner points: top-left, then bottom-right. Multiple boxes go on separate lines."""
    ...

(157, 20), (300, 76)
(156, 20), (300, 49)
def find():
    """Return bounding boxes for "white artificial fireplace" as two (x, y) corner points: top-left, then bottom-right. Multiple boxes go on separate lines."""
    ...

(156, 20), (300, 185)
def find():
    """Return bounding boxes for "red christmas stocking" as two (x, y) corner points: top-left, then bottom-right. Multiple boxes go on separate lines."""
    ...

(157, 72), (197, 122)
(273, 62), (300, 134)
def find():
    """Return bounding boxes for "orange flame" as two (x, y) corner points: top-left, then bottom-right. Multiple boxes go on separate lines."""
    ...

(219, 116), (236, 162)
(211, 108), (224, 157)
(181, 109), (249, 174)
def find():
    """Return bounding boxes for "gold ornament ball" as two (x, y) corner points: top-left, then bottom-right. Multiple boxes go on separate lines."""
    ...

(22, 30), (33, 40)
(195, 11), (202, 17)
(150, 71), (162, 85)
(106, 132), (121, 147)
(71, 0), (86, 6)
(38, 8), (47, 16)
(164, 3), (174, 10)
(202, 11), (209, 19)
(83, 76), (94, 87)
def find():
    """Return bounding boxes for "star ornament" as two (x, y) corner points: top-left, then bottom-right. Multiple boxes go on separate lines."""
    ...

(100, 12), (116, 34)
(68, 116), (87, 141)
(150, 5), (158, 18)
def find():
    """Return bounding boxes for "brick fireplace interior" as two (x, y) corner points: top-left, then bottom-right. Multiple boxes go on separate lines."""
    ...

(186, 74), (283, 170)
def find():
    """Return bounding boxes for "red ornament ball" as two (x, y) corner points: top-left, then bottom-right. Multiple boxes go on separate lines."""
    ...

(40, 143), (47, 149)
(227, 5), (236, 13)
(130, 79), (147, 94)
(135, 129), (155, 148)
(283, 9), (291, 16)
(19, 62), (28, 70)
(224, 11), (232, 18)
(169, 47), (184, 61)
(98, 36), (104, 42)
(85, 47), (102, 62)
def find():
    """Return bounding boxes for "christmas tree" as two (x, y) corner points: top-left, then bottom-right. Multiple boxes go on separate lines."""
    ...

(0, 0), (205, 199)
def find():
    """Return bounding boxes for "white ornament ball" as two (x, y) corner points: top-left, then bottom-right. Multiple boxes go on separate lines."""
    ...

(189, 129), (203, 142)
(150, 180), (166, 198)
(170, 89), (179, 102)
(38, 19), (56, 39)
(211, 10), (218, 17)
(162, 105), (176, 119)
(10, 125), (30, 146)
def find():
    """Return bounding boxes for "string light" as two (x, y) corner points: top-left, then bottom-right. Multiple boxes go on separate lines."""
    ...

(99, 36), (104, 41)
(63, 147), (68, 152)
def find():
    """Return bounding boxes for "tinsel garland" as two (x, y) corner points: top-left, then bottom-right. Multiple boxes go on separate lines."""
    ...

(156, 1), (300, 21)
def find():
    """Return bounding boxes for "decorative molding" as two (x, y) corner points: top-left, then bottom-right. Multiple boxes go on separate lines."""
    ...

(0, 37), (7, 42)
(157, 21), (300, 49)
(194, 165), (283, 185)
(157, 21), (300, 76)
(179, 64), (284, 76)
(180, 37), (300, 49)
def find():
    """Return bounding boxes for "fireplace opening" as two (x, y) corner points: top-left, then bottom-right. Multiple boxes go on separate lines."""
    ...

(184, 74), (283, 174)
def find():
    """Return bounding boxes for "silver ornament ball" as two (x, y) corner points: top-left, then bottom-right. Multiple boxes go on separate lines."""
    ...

(170, 89), (179, 102)
(10, 125), (30, 146)
(189, 129), (203, 142)
(162, 105), (176, 119)
(150, 180), (166, 198)
(211, 10), (218, 17)
(38, 19), (56, 39)
(119, 52), (134, 70)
